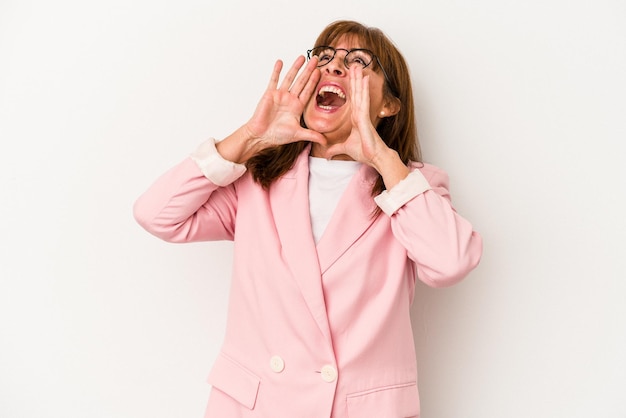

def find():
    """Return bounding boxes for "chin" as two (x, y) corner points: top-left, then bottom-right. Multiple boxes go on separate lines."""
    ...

(303, 107), (350, 138)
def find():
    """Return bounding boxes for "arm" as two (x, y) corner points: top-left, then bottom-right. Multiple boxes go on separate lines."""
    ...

(133, 139), (243, 243)
(376, 164), (483, 288)
(323, 67), (481, 286)
(134, 57), (327, 242)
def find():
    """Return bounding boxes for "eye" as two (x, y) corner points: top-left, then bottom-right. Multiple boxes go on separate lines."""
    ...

(313, 47), (335, 64)
(347, 50), (373, 68)
(318, 53), (333, 63)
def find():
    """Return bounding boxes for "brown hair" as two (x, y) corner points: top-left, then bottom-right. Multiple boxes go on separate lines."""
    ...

(247, 20), (421, 197)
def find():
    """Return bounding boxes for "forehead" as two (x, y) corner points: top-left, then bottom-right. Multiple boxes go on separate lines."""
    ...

(328, 34), (366, 49)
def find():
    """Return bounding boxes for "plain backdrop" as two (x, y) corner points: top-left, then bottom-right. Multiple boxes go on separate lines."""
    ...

(1, 0), (625, 417)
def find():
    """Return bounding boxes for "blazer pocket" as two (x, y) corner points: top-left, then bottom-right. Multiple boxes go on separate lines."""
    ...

(207, 352), (261, 410)
(346, 381), (420, 418)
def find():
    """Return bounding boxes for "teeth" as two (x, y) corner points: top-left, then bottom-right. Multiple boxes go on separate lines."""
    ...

(318, 85), (346, 99)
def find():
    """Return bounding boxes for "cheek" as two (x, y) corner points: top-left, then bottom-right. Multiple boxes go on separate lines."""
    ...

(367, 78), (386, 108)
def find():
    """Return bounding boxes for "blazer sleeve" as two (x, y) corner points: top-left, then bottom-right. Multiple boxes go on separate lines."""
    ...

(380, 163), (483, 288)
(133, 140), (244, 243)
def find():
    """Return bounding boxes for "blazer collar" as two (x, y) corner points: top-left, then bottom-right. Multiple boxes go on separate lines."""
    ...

(315, 162), (380, 274)
(269, 147), (330, 342)
(269, 146), (380, 342)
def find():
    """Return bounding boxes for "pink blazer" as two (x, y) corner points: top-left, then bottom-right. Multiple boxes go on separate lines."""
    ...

(134, 148), (482, 418)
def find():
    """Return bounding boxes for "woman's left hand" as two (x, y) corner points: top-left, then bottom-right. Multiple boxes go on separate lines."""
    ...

(323, 66), (388, 166)
(324, 67), (410, 189)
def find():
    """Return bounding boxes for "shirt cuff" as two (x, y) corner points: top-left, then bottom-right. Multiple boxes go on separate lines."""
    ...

(190, 138), (247, 186)
(374, 169), (432, 216)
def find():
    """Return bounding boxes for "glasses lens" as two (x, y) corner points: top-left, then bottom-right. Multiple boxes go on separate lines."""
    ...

(345, 49), (374, 69)
(310, 47), (335, 66)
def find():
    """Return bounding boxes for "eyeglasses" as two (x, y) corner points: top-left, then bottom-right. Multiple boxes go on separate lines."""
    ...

(306, 46), (397, 97)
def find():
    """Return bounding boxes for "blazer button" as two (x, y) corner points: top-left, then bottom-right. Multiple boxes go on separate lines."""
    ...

(320, 365), (337, 383)
(270, 355), (285, 373)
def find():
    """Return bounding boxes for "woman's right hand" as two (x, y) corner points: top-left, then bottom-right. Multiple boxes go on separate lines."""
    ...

(216, 56), (326, 164)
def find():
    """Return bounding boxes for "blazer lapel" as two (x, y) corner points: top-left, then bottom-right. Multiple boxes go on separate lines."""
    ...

(269, 147), (332, 344)
(315, 164), (380, 275)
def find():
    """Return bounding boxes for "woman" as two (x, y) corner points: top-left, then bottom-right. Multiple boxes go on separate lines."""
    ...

(134, 20), (482, 418)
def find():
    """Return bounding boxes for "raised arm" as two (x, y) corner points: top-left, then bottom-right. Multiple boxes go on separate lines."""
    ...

(322, 66), (482, 286)
(133, 151), (240, 243)
(134, 56), (328, 242)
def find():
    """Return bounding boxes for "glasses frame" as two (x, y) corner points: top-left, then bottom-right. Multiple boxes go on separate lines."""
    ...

(307, 46), (398, 97)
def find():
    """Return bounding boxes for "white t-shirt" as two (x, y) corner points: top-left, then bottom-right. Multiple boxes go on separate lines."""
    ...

(307, 156), (362, 244)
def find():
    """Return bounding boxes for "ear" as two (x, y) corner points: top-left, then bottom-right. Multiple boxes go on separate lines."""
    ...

(378, 96), (401, 118)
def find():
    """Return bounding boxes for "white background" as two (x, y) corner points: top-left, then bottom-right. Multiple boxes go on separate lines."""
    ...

(1, 0), (625, 417)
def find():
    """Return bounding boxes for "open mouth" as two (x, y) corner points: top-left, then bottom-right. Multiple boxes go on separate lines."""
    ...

(316, 85), (347, 111)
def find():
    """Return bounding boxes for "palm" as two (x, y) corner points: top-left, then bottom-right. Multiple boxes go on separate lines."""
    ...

(345, 109), (379, 162)
(327, 68), (387, 165)
(246, 57), (324, 147)
(248, 88), (307, 146)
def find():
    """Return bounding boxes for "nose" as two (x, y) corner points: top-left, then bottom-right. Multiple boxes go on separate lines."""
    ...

(324, 55), (348, 77)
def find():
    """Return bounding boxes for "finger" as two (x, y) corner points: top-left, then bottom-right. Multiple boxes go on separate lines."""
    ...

(267, 60), (284, 90)
(361, 74), (370, 111)
(353, 67), (364, 104)
(298, 67), (321, 102)
(293, 127), (327, 146)
(290, 56), (319, 97)
(350, 67), (363, 119)
(349, 67), (357, 103)
(278, 55), (306, 91)
(323, 143), (346, 160)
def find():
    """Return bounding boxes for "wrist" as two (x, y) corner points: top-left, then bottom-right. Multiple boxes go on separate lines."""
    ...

(371, 147), (410, 190)
(216, 125), (262, 164)
(370, 146), (398, 171)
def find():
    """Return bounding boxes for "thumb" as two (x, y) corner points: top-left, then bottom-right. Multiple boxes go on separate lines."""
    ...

(323, 143), (346, 160)
(294, 127), (327, 146)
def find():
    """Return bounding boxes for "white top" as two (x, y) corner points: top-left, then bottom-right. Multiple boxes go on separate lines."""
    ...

(308, 156), (362, 244)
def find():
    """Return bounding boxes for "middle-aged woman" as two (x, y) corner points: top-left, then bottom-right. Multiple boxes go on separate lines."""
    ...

(134, 20), (482, 418)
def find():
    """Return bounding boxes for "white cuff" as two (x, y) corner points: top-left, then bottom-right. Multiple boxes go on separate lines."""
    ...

(190, 138), (247, 187)
(374, 169), (432, 216)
